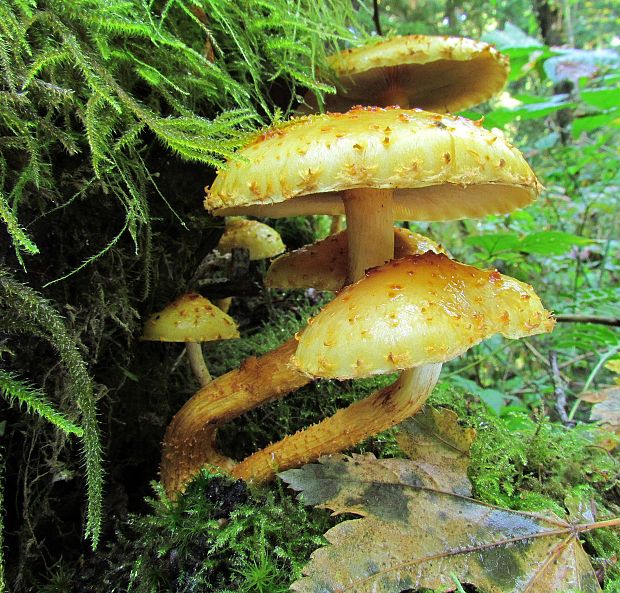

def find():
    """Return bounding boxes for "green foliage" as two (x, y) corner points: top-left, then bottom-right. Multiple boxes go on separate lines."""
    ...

(56, 473), (331, 593)
(0, 369), (83, 436)
(0, 451), (4, 593)
(0, 0), (363, 266)
(0, 268), (103, 547)
(429, 386), (618, 513)
(429, 386), (620, 583)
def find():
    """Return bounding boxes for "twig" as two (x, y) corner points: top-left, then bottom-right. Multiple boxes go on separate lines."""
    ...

(372, 0), (382, 35)
(559, 351), (596, 370)
(549, 350), (571, 425)
(522, 340), (571, 383)
(555, 314), (620, 327)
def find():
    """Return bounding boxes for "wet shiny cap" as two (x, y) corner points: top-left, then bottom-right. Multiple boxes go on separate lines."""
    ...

(216, 218), (285, 260)
(293, 253), (554, 379)
(266, 227), (446, 291)
(206, 107), (540, 221)
(305, 35), (509, 113)
(141, 293), (239, 343)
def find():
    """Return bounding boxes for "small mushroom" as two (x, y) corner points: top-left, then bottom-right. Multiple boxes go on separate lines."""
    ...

(216, 218), (285, 261)
(303, 35), (509, 113)
(231, 253), (555, 482)
(214, 218), (285, 312)
(141, 293), (239, 386)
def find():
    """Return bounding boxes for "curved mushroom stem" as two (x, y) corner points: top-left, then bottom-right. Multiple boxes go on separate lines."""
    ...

(161, 337), (310, 497)
(329, 215), (345, 235)
(232, 363), (442, 482)
(185, 342), (212, 387)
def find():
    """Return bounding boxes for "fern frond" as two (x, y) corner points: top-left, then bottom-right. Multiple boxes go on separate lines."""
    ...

(0, 369), (84, 436)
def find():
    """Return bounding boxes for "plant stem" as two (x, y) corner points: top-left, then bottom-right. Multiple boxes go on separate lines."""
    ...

(232, 363), (441, 482)
(575, 517), (620, 533)
(568, 343), (620, 421)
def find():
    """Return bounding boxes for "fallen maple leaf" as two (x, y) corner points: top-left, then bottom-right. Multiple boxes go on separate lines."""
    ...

(396, 407), (476, 497)
(281, 409), (620, 593)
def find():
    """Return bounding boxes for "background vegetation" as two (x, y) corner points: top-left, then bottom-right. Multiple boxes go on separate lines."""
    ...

(0, 0), (618, 591)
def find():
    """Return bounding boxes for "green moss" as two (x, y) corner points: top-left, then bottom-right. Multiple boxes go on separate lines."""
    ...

(49, 473), (332, 593)
(429, 383), (620, 583)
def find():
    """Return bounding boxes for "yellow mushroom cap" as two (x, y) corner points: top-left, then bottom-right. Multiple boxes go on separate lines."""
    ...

(266, 227), (446, 291)
(293, 253), (554, 379)
(206, 107), (540, 221)
(216, 218), (285, 260)
(308, 35), (509, 113)
(141, 293), (240, 343)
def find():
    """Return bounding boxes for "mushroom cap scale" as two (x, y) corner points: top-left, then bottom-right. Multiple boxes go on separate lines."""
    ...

(317, 35), (509, 113)
(141, 293), (239, 343)
(293, 253), (554, 380)
(206, 107), (540, 221)
(266, 227), (447, 291)
(216, 218), (285, 260)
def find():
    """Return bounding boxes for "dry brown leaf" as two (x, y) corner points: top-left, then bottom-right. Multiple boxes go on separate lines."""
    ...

(580, 391), (611, 404)
(589, 387), (620, 434)
(281, 413), (619, 593)
(580, 386), (620, 404)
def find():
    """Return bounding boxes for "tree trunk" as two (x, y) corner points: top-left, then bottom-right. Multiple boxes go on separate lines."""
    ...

(532, 0), (573, 144)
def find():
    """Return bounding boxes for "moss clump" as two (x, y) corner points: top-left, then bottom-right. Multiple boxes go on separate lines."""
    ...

(44, 472), (332, 593)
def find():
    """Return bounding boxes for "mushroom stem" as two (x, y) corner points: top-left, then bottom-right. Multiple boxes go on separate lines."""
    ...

(214, 297), (232, 313)
(329, 215), (345, 235)
(343, 188), (394, 283)
(231, 186), (445, 483)
(185, 342), (212, 387)
(161, 336), (310, 496)
(232, 363), (442, 482)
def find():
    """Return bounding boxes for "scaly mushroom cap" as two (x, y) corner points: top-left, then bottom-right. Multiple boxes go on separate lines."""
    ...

(309, 35), (509, 113)
(206, 107), (541, 221)
(141, 293), (239, 343)
(293, 253), (554, 379)
(216, 218), (285, 261)
(265, 227), (446, 291)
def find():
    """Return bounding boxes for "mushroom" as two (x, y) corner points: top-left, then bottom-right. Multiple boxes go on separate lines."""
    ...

(160, 228), (445, 495)
(230, 253), (554, 482)
(301, 35), (509, 233)
(208, 107), (539, 282)
(265, 226), (446, 292)
(161, 107), (541, 494)
(216, 217), (285, 261)
(214, 217), (285, 311)
(303, 35), (509, 113)
(141, 292), (239, 386)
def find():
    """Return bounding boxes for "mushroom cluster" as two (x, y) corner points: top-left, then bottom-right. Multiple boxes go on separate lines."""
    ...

(159, 36), (554, 496)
